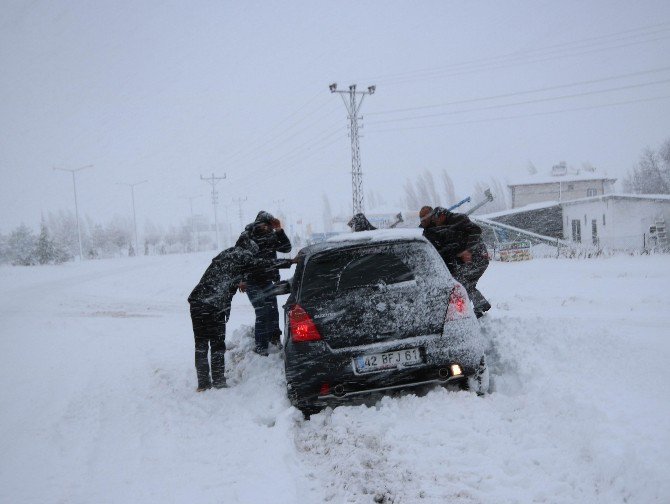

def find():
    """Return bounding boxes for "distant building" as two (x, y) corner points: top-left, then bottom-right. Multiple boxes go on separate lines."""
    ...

(479, 194), (670, 251)
(509, 163), (616, 209)
(561, 194), (670, 249)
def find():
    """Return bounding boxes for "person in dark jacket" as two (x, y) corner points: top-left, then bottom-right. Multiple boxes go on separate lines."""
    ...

(188, 236), (293, 391)
(236, 211), (292, 355)
(347, 213), (377, 232)
(421, 206), (491, 318)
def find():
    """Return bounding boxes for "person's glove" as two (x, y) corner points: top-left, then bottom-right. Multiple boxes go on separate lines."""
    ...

(219, 306), (231, 323)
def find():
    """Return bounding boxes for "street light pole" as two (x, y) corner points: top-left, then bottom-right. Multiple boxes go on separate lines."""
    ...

(117, 180), (148, 255)
(182, 194), (201, 252)
(53, 164), (93, 261)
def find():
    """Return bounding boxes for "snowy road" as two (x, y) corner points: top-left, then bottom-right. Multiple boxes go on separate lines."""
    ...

(1, 253), (668, 503)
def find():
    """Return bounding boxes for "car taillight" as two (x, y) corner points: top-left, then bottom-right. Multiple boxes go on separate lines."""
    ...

(289, 304), (322, 342)
(445, 283), (470, 322)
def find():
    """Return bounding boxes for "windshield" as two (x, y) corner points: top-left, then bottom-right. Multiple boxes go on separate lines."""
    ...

(299, 242), (428, 301)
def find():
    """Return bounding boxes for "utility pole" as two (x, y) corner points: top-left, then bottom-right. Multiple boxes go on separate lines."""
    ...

(272, 198), (285, 224)
(233, 196), (247, 229)
(53, 164), (93, 261)
(117, 180), (148, 256)
(329, 82), (376, 215)
(182, 194), (201, 252)
(200, 173), (226, 249)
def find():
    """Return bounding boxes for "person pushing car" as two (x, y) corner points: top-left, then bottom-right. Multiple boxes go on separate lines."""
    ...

(236, 211), (292, 355)
(420, 205), (491, 318)
(188, 235), (294, 391)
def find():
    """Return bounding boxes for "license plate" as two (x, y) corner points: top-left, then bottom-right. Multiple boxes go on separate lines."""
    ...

(353, 348), (423, 374)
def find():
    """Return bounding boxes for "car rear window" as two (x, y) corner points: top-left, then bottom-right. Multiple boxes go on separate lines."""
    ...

(299, 243), (418, 301)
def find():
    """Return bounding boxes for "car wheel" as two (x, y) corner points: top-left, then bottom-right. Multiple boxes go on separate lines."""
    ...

(466, 355), (490, 395)
(288, 388), (321, 419)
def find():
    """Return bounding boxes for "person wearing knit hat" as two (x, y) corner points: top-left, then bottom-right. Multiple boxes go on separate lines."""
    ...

(236, 210), (292, 355)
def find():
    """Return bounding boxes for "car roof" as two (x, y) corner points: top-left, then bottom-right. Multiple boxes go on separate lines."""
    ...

(299, 228), (429, 257)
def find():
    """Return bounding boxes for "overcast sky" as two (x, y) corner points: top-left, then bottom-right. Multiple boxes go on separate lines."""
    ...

(1, 0), (669, 234)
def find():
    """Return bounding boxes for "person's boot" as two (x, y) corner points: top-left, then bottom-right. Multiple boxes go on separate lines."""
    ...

(212, 378), (227, 389)
(269, 330), (282, 347)
(474, 300), (492, 319)
(196, 382), (212, 392)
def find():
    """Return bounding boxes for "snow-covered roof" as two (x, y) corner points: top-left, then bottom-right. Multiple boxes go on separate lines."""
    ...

(478, 201), (560, 219)
(560, 193), (670, 206)
(509, 173), (617, 187)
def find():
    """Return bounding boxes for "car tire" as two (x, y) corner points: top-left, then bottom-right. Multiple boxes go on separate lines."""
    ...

(466, 355), (490, 395)
(288, 387), (321, 419)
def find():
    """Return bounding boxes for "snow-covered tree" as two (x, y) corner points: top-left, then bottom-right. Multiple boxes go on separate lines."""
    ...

(0, 233), (9, 265)
(623, 139), (670, 194)
(7, 224), (37, 266)
(624, 142), (670, 194)
(47, 210), (84, 258)
(35, 221), (57, 264)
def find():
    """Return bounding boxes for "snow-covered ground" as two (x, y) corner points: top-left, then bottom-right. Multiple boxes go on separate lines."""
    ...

(1, 253), (668, 504)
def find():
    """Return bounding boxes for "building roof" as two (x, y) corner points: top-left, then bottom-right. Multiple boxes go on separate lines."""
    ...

(559, 193), (670, 206)
(478, 201), (560, 219)
(509, 173), (617, 187)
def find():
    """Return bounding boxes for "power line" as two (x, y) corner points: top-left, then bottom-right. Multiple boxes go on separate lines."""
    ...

(228, 128), (348, 196)
(366, 78), (670, 125)
(223, 92), (333, 165)
(368, 66), (670, 116)
(223, 121), (346, 190)
(366, 22), (670, 86)
(365, 94), (670, 133)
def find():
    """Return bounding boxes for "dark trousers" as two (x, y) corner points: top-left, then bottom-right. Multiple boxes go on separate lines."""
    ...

(453, 258), (490, 310)
(246, 279), (281, 354)
(189, 302), (227, 388)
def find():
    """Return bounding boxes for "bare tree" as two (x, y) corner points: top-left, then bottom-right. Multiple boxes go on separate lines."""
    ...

(470, 178), (510, 215)
(624, 142), (670, 194)
(322, 194), (333, 232)
(440, 169), (456, 206)
(403, 179), (420, 210)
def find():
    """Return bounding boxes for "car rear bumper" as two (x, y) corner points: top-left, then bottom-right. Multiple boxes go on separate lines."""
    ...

(284, 332), (482, 409)
(317, 374), (464, 400)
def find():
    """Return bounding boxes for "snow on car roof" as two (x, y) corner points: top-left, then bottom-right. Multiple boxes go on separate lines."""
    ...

(300, 228), (427, 256)
(326, 228), (425, 243)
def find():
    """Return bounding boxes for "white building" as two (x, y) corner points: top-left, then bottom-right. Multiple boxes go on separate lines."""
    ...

(509, 164), (616, 209)
(561, 194), (670, 250)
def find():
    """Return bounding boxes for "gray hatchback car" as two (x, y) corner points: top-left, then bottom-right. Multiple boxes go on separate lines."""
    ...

(275, 229), (489, 417)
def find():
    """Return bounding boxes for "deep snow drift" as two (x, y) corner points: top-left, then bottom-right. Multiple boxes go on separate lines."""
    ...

(1, 253), (668, 503)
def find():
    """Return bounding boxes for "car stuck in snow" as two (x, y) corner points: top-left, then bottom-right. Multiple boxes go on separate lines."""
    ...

(271, 229), (490, 416)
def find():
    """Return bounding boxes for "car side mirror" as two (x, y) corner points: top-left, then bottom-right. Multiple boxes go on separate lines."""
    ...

(268, 279), (292, 297)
